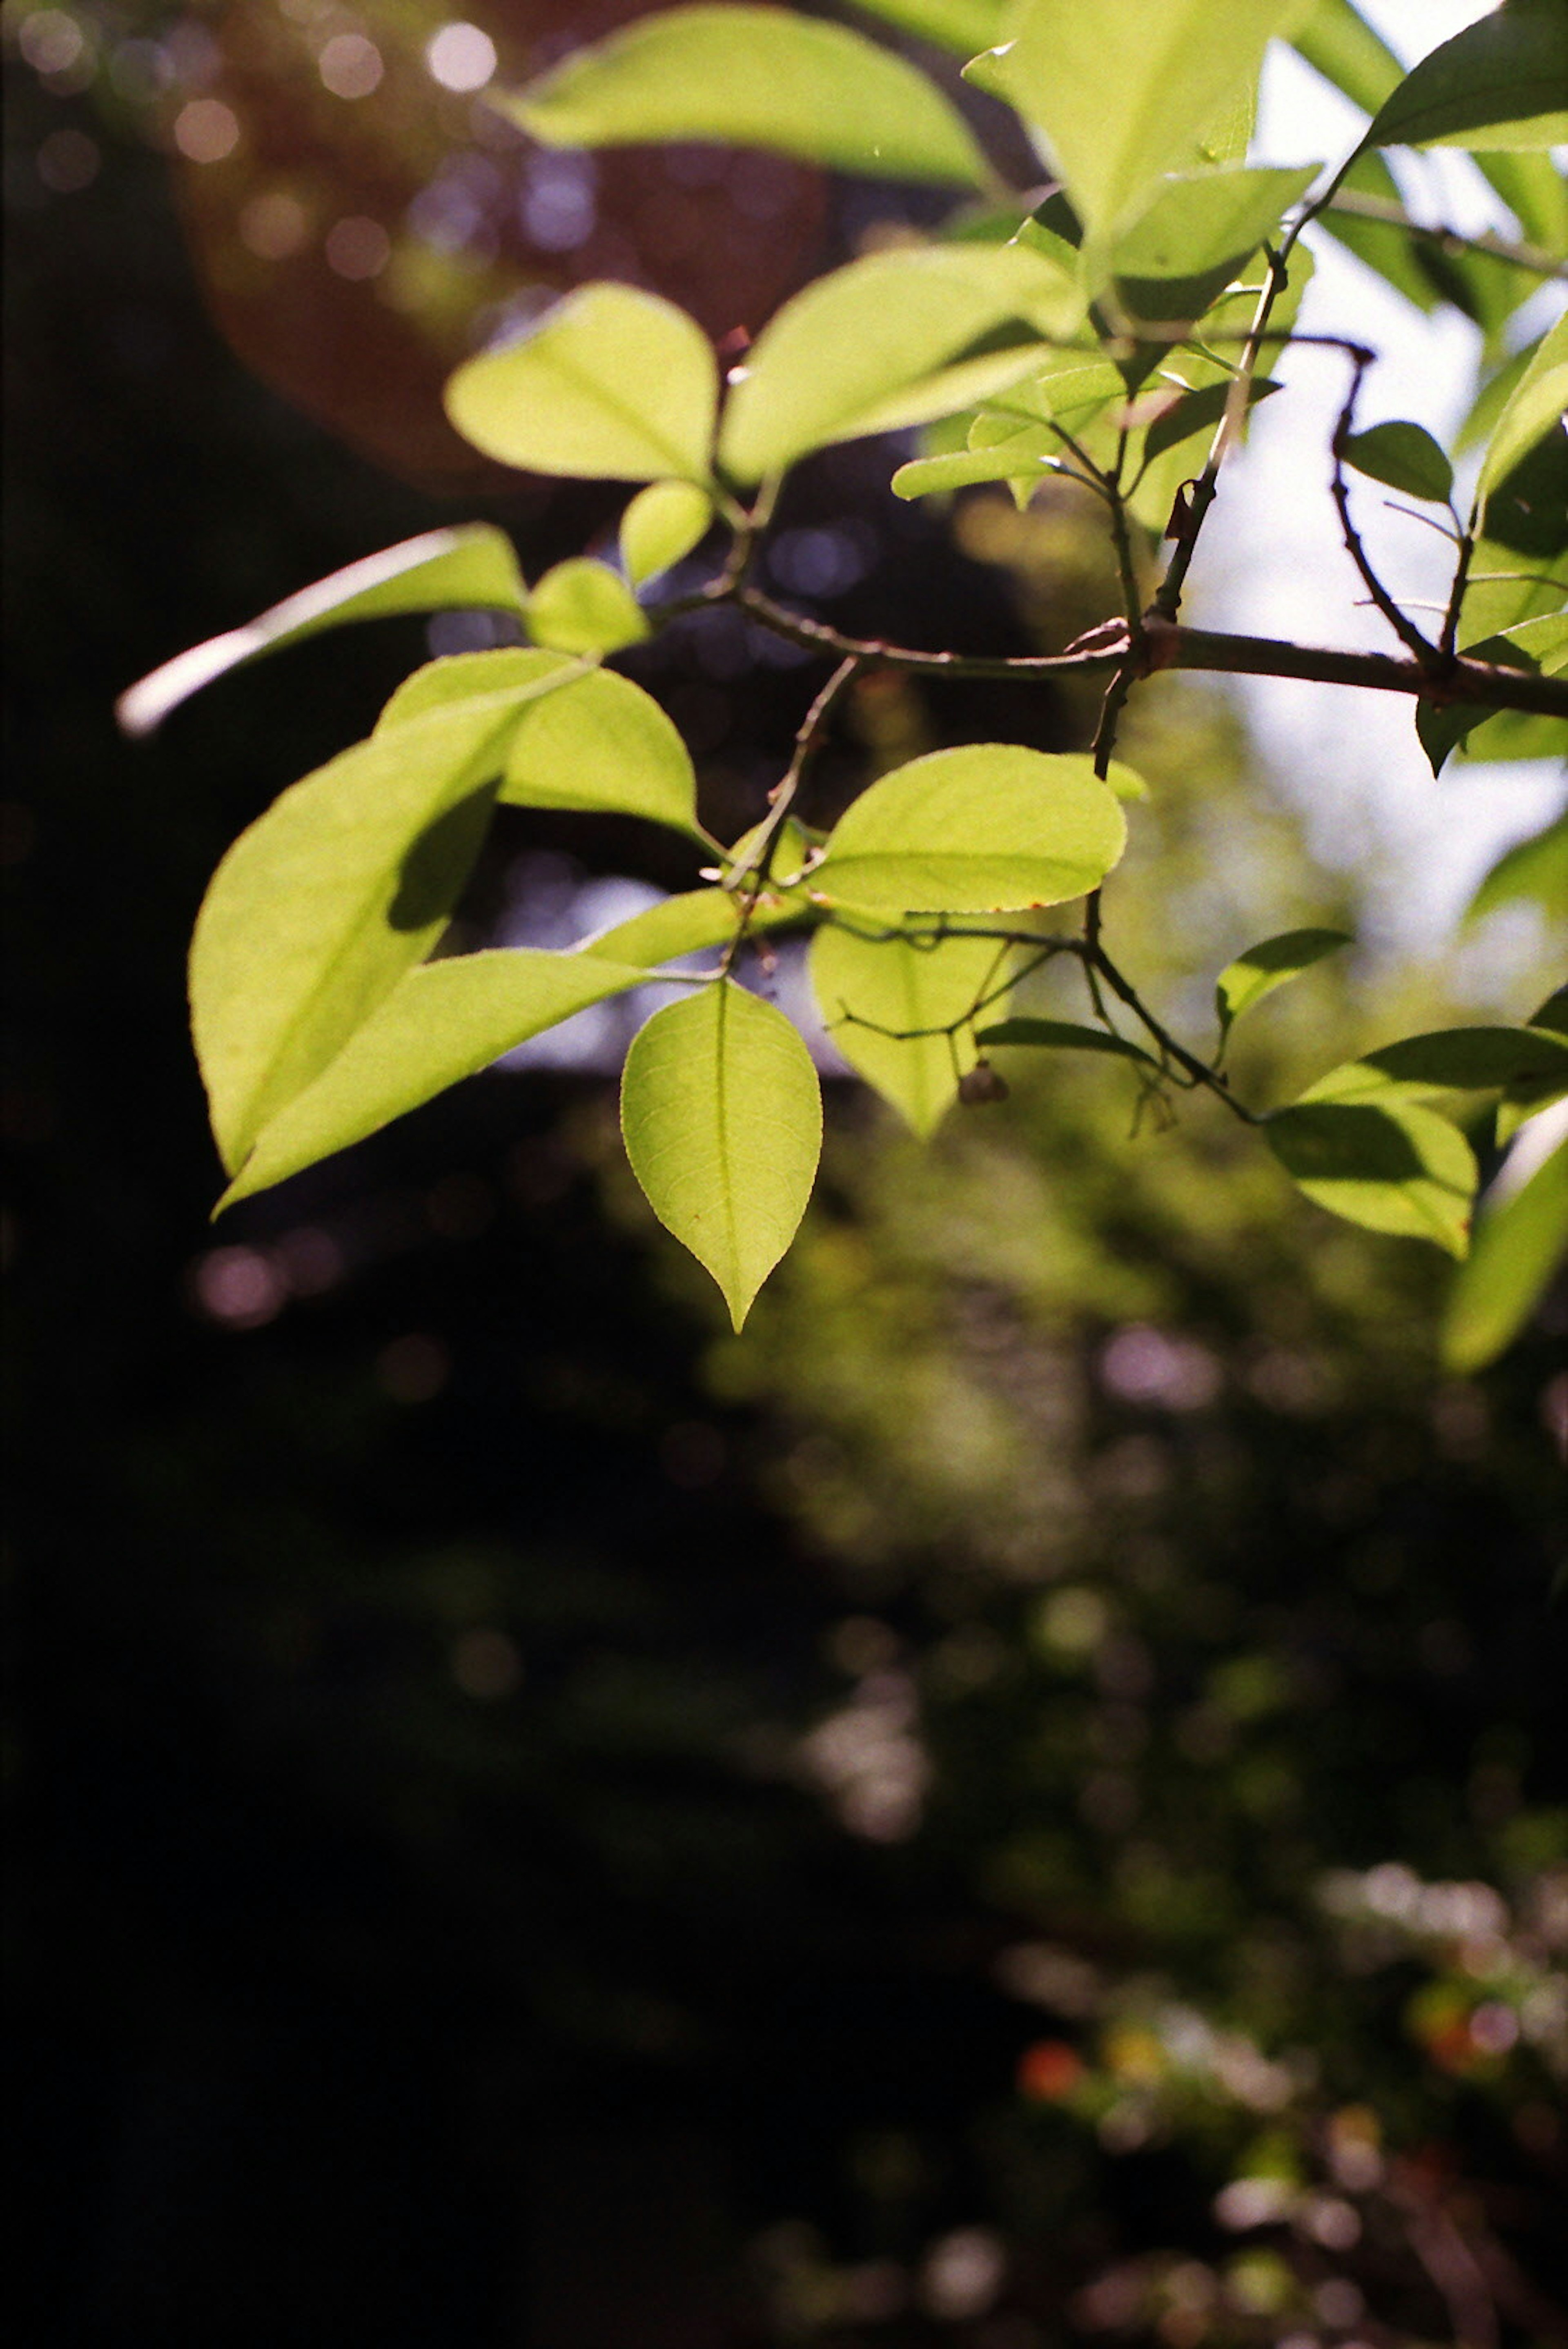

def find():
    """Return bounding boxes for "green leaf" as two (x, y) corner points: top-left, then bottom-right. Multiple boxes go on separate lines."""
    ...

(374, 648), (585, 735)
(1468, 808), (1568, 922)
(1265, 1097), (1477, 1256)
(583, 885), (807, 967)
(1441, 1134), (1568, 1370)
(1452, 433), (1568, 647)
(117, 527), (528, 737)
(526, 558), (650, 655)
(717, 243), (1082, 483)
(221, 951), (652, 1207)
(498, 4), (991, 188)
(620, 480), (714, 587)
(1417, 615), (1568, 774)
(445, 285), (718, 483)
(1109, 165), (1319, 324)
(812, 924), (1008, 1135)
(1364, 0), (1568, 152)
(814, 745), (1131, 914)
(850, 0), (1004, 51)
(503, 667), (701, 839)
(1304, 1026), (1568, 1098)
(977, 1016), (1161, 1067)
(1292, 0), (1401, 116)
(892, 444), (1065, 499)
(988, 0), (1315, 245)
(1478, 311), (1568, 512)
(1215, 928), (1352, 1035)
(621, 980), (822, 1329)
(1341, 420), (1453, 504)
(192, 687), (544, 1175)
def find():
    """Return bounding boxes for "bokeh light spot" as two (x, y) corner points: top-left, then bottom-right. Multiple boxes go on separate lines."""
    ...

(317, 31), (382, 100)
(239, 189), (309, 261)
(19, 9), (85, 76)
(173, 98), (240, 164)
(36, 127), (99, 192)
(425, 22), (497, 94)
(324, 214), (390, 280)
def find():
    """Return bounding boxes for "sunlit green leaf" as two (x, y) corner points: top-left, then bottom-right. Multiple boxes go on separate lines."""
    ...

(1292, 0), (1400, 115)
(374, 648), (584, 735)
(717, 244), (1083, 483)
(222, 951), (652, 1207)
(1109, 165), (1318, 323)
(1265, 1096), (1476, 1256)
(1468, 808), (1568, 922)
(621, 980), (822, 1329)
(1478, 311), (1568, 510)
(1304, 1026), (1568, 1100)
(1451, 431), (1568, 646)
(1341, 419), (1453, 503)
(503, 667), (700, 838)
(1364, 0), (1568, 152)
(815, 746), (1130, 915)
(1417, 615), (1568, 774)
(987, 0), (1314, 245)
(1441, 1134), (1568, 1370)
(445, 285), (718, 483)
(527, 558), (650, 655)
(117, 527), (527, 737)
(1496, 985), (1568, 1140)
(849, 0), (1004, 56)
(812, 924), (1009, 1136)
(498, 4), (991, 187)
(192, 687), (546, 1175)
(584, 890), (743, 966)
(620, 480), (715, 588)
(977, 1016), (1161, 1067)
(1216, 928), (1352, 1035)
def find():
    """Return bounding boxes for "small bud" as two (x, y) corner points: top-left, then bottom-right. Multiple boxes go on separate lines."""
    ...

(1164, 485), (1193, 541)
(958, 1060), (1009, 1106)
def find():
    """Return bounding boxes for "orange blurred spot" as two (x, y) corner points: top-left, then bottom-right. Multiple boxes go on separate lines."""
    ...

(1018, 2040), (1083, 2101)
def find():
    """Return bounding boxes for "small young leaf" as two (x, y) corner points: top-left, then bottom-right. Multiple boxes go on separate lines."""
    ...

(503, 668), (701, 839)
(1364, 0), (1568, 153)
(527, 559), (650, 655)
(498, 4), (991, 187)
(1468, 809), (1568, 923)
(814, 746), (1130, 915)
(811, 924), (1007, 1136)
(1477, 311), (1568, 512)
(1341, 420), (1453, 504)
(445, 285), (718, 483)
(977, 1016), (1162, 1067)
(1441, 1134), (1568, 1372)
(620, 481), (714, 588)
(991, 0), (1315, 246)
(892, 445), (1062, 500)
(1109, 164), (1319, 323)
(621, 981), (822, 1329)
(117, 527), (527, 736)
(717, 244), (1082, 483)
(1215, 928), (1352, 1034)
(192, 689), (539, 1174)
(1265, 1097), (1476, 1256)
(374, 648), (584, 735)
(222, 951), (652, 1206)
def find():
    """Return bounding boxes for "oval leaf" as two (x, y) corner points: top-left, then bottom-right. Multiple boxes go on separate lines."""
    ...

(1365, 0), (1568, 152)
(117, 527), (527, 737)
(527, 558), (650, 655)
(1468, 808), (1568, 923)
(374, 648), (584, 735)
(718, 244), (1082, 483)
(849, 0), (1004, 54)
(977, 1016), (1161, 1067)
(1303, 1026), (1568, 1101)
(497, 4), (990, 188)
(445, 285), (718, 483)
(192, 688), (543, 1175)
(620, 480), (714, 587)
(222, 951), (653, 1207)
(814, 745), (1130, 915)
(621, 981), (822, 1329)
(503, 667), (700, 838)
(812, 924), (1009, 1136)
(1478, 311), (1568, 511)
(1341, 419), (1453, 503)
(1216, 927), (1352, 1033)
(1441, 1133), (1568, 1372)
(1110, 164), (1319, 324)
(1265, 1097), (1477, 1256)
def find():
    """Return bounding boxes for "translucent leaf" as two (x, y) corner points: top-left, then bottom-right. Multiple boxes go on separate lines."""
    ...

(445, 285), (717, 483)
(892, 445), (1062, 499)
(1265, 1097), (1476, 1256)
(717, 244), (1083, 483)
(1441, 1135), (1568, 1371)
(812, 924), (1007, 1135)
(498, 4), (990, 187)
(1292, 0), (1401, 116)
(503, 668), (701, 838)
(117, 527), (527, 737)
(1214, 928), (1352, 1035)
(621, 981), (822, 1329)
(1109, 164), (1319, 324)
(1365, 0), (1568, 152)
(374, 648), (584, 735)
(192, 687), (543, 1175)
(1341, 420), (1453, 503)
(1478, 311), (1568, 510)
(222, 951), (651, 1207)
(1497, 987), (1568, 1141)
(1468, 808), (1568, 922)
(620, 480), (714, 587)
(976, 1016), (1161, 1067)
(1303, 1026), (1568, 1099)
(1452, 435), (1568, 648)
(851, 0), (1004, 50)
(1417, 615), (1568, 774)
(988, 0), (1315, 245)
(814, 745), (1130, 914)
(583, 889), (749, 966)
(527, 558), (650, 655)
